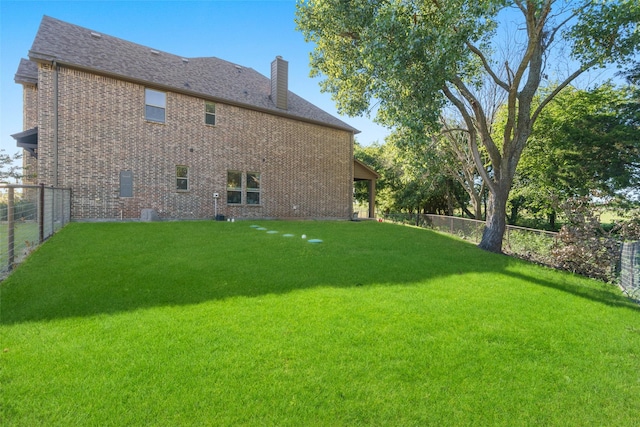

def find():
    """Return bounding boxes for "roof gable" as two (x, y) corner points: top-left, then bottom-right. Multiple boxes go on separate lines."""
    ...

(25, 16), (358, 133)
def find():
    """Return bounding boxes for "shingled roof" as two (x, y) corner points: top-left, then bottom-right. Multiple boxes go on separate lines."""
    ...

(20, 16), (358, 133)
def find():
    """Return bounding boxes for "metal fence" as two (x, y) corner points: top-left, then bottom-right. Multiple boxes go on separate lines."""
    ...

(383, 213), (640, 293)
(382, 213), (559, 267)
(0, 184), (71, 276)
(620, 241), (640, 300)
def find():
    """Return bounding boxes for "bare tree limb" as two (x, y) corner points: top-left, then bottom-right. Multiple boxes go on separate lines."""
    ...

(466, 42), (510, 91)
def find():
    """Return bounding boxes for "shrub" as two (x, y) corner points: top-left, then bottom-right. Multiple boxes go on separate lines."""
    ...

(552, 197), (622, 282)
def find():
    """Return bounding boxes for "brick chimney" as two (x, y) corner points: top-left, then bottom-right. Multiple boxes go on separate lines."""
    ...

(271, 56), (288, 110)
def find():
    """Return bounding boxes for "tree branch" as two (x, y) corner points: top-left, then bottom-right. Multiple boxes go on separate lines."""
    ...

(532, 59), (599, 124)
(466, 41), (510, 91)
(449, 77), (501, 165)
(442, 84), (497, 195)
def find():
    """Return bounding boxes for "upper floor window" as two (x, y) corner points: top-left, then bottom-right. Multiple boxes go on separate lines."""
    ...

(176, 165), (189, 191)
(205, 102), (216, 126)
(145, 88), (166, 123)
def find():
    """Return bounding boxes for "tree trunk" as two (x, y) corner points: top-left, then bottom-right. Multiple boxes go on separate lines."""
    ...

(472, 194), (483, 220)
(548, 210), (557, 230)
(478, 188), (509, 253)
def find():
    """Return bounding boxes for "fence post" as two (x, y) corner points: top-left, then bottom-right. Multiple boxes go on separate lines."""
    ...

(7, 187), (14, 271)
(50, 187), (55, 235)
(39, 183), (45, 244)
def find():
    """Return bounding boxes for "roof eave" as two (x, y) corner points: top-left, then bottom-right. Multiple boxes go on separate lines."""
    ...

(15, 74), (38, 85)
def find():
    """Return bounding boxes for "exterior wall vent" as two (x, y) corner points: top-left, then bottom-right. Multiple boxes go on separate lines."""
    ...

(270, 56), (288, 110)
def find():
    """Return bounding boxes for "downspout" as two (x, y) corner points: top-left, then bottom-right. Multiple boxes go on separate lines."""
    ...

(53, 61), (59, 187)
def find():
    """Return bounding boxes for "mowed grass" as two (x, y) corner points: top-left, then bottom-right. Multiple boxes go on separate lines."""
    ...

(1, 221), (639, 426)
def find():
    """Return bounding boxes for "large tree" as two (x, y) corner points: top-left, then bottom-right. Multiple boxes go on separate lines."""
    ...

(296, 0), (639, 252)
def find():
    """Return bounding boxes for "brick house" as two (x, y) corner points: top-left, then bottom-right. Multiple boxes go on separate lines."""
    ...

(12, 16), (364, 220)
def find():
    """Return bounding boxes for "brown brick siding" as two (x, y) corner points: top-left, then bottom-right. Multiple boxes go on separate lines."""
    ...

(22, 84), (39, 183)
(34, 65), (353, 220)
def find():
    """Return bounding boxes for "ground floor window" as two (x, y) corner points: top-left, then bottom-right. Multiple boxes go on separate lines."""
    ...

(120, 170), (133, 197)
(246, 172), (260, 205)
(227, 171), (242, 204)
(227, 170), (261, 205)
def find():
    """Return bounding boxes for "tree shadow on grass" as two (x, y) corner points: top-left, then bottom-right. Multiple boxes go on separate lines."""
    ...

(1, 221), (637, 325)
(502, 269), (640, 312)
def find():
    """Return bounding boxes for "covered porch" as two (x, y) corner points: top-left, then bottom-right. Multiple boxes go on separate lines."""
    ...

(353, 159), (378, 219)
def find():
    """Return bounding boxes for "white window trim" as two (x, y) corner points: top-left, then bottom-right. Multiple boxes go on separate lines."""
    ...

(176, 165), (189, 192)
(145, 88), (166, 123)
(205, 101), (216, 126)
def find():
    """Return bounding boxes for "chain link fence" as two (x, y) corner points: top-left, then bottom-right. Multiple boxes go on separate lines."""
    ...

(382, 213), (640, 298)
(382, 213), (559, 267)
(620, 241), (640, 300)
(0, 184), (71, 277)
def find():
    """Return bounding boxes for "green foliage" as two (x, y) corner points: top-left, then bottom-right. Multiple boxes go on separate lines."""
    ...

(297, 0), (501, 131)
(2, 221), (640, 425)
(509, 83), (640, 227)
(569, 0), (640, 68)
(0, 150), (22, 183)
(355, 136), (470, 215)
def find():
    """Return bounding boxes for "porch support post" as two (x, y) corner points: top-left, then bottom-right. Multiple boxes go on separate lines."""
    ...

(368, 179), (376, 219)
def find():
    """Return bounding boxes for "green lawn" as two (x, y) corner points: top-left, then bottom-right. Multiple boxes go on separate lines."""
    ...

(0, 221), (39, 273)
(1, 221), (639, 426)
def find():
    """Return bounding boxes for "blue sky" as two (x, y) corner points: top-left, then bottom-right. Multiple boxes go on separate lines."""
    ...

(0, 0), (391, 159)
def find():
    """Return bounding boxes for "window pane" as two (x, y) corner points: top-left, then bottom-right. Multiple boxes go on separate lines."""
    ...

(246, 191), (260, 205)
(205, 102), (216, 114)
(176, 166), (188, 178)
(120, 170), (133, 197)
(177, 178), (188, 190)
(227, 171), (241, 189)
(227, 190), (241, 204)
(146, 105), (165, 122)
(205, 114), (216, 126)
(247, 172), (260, 189)
(145, 89), (166, 107)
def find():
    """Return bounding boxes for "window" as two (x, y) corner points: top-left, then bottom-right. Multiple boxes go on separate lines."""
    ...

(205, 102), (216, 126)
(119, 170), (133, 197)
(145, 88), (166, 123)
(176, 165), (189, 191)
(246, 172), (260, 205)
(227, 171), (242, 204)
